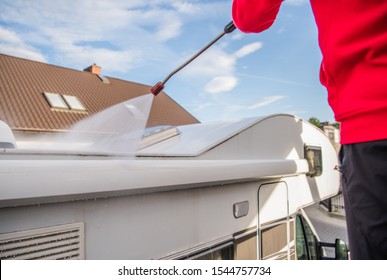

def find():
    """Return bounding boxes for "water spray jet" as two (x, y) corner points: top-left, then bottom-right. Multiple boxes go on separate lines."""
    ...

(150, 21), (236, 96)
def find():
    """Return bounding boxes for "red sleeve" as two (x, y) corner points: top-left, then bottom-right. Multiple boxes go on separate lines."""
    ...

(232, 0), (284, 33)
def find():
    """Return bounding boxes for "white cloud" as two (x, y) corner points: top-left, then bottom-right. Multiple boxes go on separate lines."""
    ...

(192, 103), (212, 112)
(0, 45), (46, 62)
(227, 104), (245, 112)
(249, 96), (285, 109)
(239, 73), (313, 88)
(57, 43), (141, 73)
(182, 47), (235, 77)
(0, 28), (22, 44)
(228, 96), (285, 112)
(0, 27), (46, 62)
(155, 15), (182, 42)
(183, 41), (263, 94)
(204, 76), (239, 94)
(0, 0), (189, 70)
(233, 42), (263, 58)
(231, 33), (244, 41)
(171, 1), (200, 14)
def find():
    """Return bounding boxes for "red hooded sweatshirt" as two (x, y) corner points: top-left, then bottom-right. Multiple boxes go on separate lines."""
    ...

(232, 0), (387, 144)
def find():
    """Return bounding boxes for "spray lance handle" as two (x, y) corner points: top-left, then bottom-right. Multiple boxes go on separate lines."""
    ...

(151, 21), (236, 96)
(224, 20), (236, 34)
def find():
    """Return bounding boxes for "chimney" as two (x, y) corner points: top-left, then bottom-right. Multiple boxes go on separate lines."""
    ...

(84, 63), (101, 75)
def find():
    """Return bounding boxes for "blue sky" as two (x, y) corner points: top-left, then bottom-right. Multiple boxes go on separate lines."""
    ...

(0, 0), (335, 123)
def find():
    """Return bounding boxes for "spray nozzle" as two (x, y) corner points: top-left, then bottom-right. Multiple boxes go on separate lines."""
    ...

(150, 82), (164, 96)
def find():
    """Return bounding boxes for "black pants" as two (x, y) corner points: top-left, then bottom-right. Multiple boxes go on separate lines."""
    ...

(340, 140), (387, 259)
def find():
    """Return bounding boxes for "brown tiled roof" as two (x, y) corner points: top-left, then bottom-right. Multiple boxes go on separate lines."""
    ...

(0, 53), (199, 132)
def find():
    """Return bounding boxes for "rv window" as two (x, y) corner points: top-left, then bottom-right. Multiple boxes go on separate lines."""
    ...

(304, 145), (323, 177)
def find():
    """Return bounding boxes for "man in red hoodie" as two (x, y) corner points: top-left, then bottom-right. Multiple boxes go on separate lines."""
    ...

(232, 0), (387, 259)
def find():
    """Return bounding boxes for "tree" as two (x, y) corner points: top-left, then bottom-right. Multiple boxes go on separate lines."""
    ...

(308, 117), (321, 128)
(332, 122), (340, 129)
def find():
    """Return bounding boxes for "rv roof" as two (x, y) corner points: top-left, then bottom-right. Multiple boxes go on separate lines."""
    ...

(4, 116), (263, 157)
(137, 116), (263, 157)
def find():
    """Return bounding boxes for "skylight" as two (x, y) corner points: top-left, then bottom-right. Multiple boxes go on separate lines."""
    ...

(63, 95), (86, 111)
(43, 92), (86, 112)
(43, 92), (69, 109)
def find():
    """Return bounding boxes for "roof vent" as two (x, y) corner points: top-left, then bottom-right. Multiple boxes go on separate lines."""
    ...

(0, 120), (16, 149)
(97, 73), (110, 84)
(139, 125), (180, 149)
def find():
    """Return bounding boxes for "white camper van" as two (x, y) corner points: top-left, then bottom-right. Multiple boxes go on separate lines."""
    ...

(0, 114), (348, 260)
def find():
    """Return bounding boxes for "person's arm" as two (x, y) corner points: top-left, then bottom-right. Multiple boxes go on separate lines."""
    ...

(232, 0), (284, 33)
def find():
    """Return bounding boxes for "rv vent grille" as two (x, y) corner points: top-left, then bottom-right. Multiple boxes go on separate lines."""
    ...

(0, 222), (84, 260)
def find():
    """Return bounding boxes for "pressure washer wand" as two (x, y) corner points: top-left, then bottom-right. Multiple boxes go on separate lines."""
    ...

(150, 21), (236, 96)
